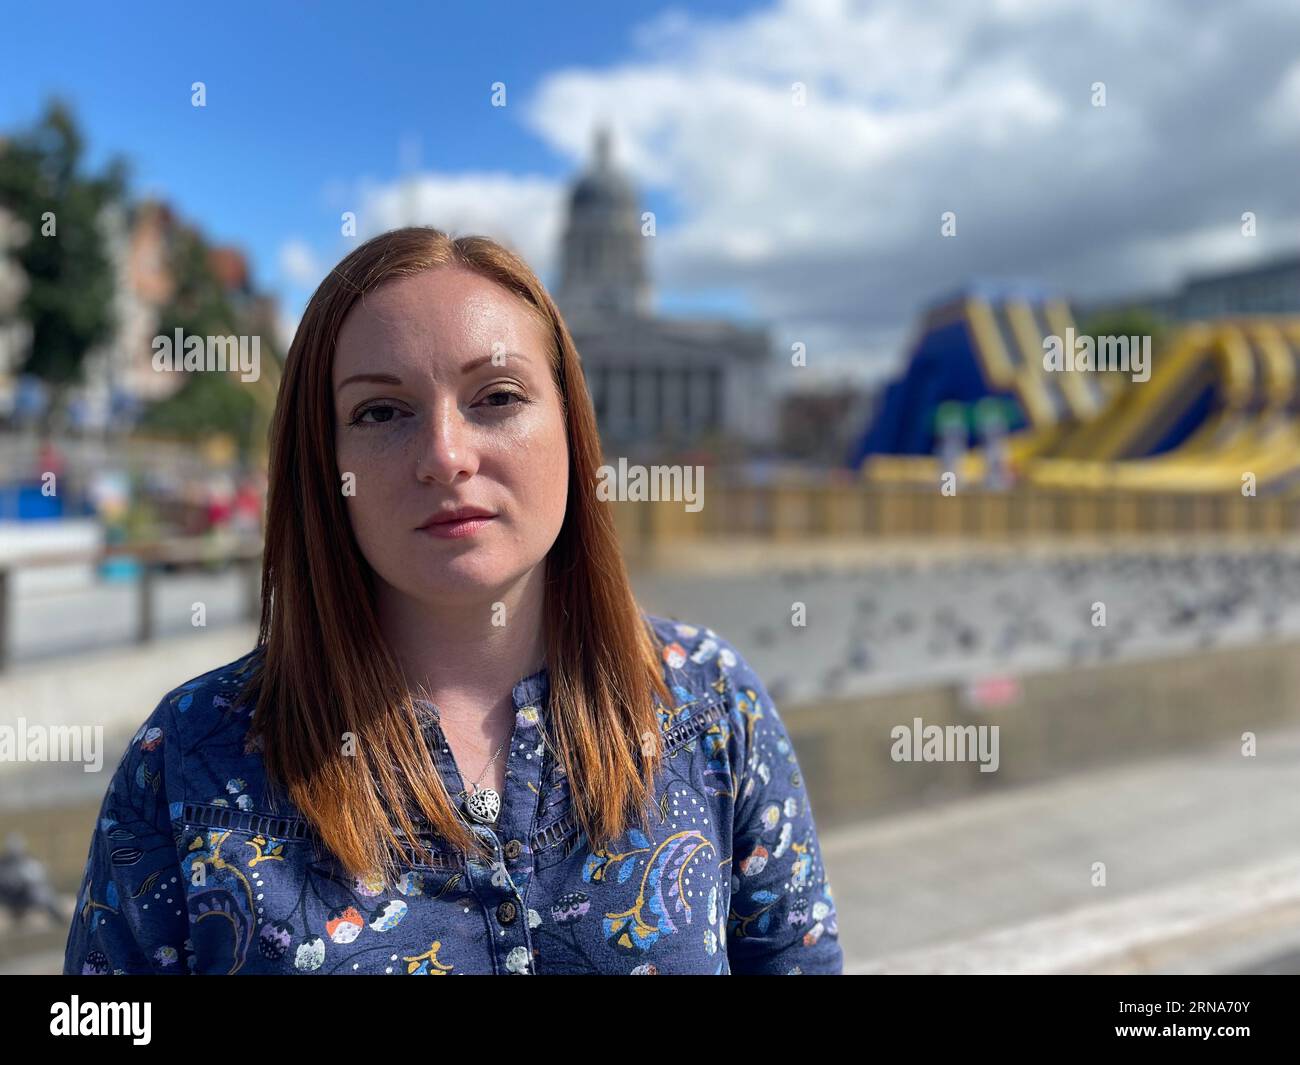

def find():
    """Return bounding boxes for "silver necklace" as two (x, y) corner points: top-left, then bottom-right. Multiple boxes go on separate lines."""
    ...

(459, 734), (509, 826)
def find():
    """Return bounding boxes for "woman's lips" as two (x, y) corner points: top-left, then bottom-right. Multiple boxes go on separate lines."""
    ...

(418, 515), (496, 539)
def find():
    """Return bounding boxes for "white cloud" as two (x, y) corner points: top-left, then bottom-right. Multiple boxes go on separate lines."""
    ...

(532, 0), (1300, 369)
(357, 173), (566, 282)
(278, 240), (323, 288)
(343, 0), (1300, 380)
(1261, 58), (1300, 140)
(275, 307), (301, 353)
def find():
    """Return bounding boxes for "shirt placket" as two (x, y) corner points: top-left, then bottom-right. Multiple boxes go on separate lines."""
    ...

(420, 670), (549, 975)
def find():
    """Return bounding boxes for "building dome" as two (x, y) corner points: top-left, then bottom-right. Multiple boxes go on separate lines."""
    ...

(557, 125), (652, 317)
(569, 130), (638, 212)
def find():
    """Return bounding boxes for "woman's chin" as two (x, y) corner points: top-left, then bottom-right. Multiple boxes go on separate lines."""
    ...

(398, 560), (519, 602)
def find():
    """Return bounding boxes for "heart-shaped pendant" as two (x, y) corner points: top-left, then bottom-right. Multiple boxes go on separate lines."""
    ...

(464, 787), (501, 825)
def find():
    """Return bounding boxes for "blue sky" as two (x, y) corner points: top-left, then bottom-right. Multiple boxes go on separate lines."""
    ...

(1, 1), (758, 331)
(4, 1), (1300, 385)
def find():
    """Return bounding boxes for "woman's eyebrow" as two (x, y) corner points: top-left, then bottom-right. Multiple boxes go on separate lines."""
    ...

(336, 371), (403, 392)
(335, 353), (532, 393)
(463, 351), (531, 373)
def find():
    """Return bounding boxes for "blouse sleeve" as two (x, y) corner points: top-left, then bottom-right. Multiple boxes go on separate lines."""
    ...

(63, 695), (192, 974)
(720, 639), (843, 974)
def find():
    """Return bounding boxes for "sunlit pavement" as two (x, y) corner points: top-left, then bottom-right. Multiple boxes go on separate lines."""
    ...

(823, 723), (1300, 974)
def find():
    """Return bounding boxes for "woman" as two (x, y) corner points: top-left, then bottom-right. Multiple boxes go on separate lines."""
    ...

(62, 227), (842, 975)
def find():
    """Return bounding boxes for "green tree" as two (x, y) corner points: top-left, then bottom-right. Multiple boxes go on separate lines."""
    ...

(0, 99), (126, 396)
(138, 225), (280, 459)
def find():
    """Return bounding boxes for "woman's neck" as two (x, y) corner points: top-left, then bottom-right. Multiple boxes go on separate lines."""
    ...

(374, 562), (548, 731)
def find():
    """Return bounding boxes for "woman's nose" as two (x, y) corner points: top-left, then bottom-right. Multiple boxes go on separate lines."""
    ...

(414, 401), (478, 484)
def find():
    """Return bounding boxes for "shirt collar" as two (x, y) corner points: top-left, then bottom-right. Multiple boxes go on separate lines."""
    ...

(513, 664), (550, 712)
(412, 664), (550, 721)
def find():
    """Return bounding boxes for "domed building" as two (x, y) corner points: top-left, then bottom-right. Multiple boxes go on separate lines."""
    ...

(558, 126), (651, 318)
(557, 125), (775, 458)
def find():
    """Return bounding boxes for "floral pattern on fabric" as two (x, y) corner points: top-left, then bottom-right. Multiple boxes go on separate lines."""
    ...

(63, 614), (842, 974)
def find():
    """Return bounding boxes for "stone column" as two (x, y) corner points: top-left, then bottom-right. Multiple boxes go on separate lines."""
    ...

(662, 366), (684, 438)
(636, 365), (656, 440)
(607, 366), (629, 442)
(687, 367), (709, 438)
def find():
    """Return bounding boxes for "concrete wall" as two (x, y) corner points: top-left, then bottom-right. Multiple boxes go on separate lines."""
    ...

(788, 638), (1300, 829)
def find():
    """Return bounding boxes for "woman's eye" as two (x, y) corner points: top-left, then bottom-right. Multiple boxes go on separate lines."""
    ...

(481, 389), (525, 409)
(352, 404), (404, 425)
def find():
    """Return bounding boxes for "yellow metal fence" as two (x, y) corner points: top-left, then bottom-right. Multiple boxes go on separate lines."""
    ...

(610, 483), (1300, 545)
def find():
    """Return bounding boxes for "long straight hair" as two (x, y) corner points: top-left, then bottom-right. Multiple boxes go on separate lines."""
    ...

(239, 226), (671, 882)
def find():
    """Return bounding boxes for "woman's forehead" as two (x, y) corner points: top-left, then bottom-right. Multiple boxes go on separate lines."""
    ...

(343, 270), (533, 336)
(334, 272), (549, 376)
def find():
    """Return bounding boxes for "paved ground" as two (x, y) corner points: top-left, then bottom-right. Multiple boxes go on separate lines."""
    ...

(16, 538), (1300, 704)
(0, 626), (260, 809)
(635, 540), (1300, 701)
(9, 568), (253, 664)
(820, 719), (1300, 973)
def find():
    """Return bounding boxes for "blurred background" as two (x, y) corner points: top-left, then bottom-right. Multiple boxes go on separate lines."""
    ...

(4, 0), (1300, 974)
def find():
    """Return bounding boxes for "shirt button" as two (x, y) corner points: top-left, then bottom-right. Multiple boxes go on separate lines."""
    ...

(497, 900), (517, 924)
(504, 839), (522, 860)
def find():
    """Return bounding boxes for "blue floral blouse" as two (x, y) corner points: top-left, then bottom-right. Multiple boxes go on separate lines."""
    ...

(63, 614), (842, 975)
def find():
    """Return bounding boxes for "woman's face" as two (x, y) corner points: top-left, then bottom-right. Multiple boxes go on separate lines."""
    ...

(332, 266), (569, 610)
